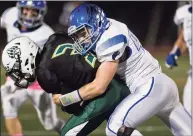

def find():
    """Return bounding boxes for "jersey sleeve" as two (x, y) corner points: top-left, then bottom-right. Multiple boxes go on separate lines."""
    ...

(0, 8), (12, 28)
(173, 5), (189, 26)
(0, 16), (4, 28)
(36, 39), (49, 50)
(36, 24), (55, 51)
(36, 65), (62, 94)
(96, 34), (127, 62)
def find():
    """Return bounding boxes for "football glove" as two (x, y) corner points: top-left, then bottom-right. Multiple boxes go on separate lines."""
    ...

(165, 47), (181, 69)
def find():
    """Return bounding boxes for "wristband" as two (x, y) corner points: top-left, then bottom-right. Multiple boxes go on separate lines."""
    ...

(170, 45), (181, 57)
(59, 90), (82, 107)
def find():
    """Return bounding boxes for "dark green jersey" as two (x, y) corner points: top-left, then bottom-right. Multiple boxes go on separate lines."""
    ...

(35, 32), (103, 114)
(35, 32), (129, 117)
(36, 32), (100, 94)
(35, 33), (130, 135)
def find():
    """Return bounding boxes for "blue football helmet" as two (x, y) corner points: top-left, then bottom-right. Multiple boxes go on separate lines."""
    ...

(68, 3), (109, 55)
(17, 0), (47, 28)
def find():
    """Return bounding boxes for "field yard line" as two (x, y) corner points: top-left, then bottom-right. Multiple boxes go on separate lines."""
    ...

(1, 126), (168, 136)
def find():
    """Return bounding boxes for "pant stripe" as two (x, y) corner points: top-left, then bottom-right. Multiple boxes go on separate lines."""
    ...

(107, 77), (154, 134)
(122, 77), (154, 125)
(107, 117), (117, 134)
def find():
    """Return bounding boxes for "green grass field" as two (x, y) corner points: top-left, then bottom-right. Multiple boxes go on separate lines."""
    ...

(0, 50), (190, 136)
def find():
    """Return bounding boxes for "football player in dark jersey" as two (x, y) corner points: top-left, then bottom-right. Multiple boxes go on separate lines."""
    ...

(2, 33), (139, 136)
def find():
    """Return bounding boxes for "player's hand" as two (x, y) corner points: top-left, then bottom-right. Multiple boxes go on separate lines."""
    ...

(52, 94), (62, 106)
(165, 54), (178, 69)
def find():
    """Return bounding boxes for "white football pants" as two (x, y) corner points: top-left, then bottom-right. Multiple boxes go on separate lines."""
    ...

(106, 73), (191, 136)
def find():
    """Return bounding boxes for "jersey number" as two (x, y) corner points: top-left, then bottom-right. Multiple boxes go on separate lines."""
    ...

(52, 43), (97, 68)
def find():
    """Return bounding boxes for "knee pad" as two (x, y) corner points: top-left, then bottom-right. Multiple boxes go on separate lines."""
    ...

(117, 125), (134, 136)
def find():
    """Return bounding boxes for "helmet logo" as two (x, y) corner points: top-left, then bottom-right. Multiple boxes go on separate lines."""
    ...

(27, 1), (34, 6)
(7, 46), (21, 59)
(68, 25), (77, 35)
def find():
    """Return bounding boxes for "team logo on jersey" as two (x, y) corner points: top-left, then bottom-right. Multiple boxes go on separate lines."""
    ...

(52, 43), (78, 59)
(7, 46), (21, 59)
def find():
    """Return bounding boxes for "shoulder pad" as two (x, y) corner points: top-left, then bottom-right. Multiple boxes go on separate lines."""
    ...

(174, 4), (191, 25)
(1, 7), (17, 28)
(96, 34), (127, 62)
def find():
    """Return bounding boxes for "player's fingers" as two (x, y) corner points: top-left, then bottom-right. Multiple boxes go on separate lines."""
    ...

(52, 95), (57, 102)
(52, 94), (58, 99)
(52, 94), (61, 104)
(53, 98), (58, 104)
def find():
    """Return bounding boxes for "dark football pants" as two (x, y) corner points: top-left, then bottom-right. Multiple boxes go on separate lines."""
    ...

(61, 79), (130, 136)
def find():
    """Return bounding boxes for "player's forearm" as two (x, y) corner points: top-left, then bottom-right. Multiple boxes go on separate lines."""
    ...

(171, 40), (185, 54)
(79, 60), (119, 100)
(58, 79), (108, 107)
(78, 80), (106, 100)
(58, 81), (106, 107)
(59, 61), (118, 107)
(171, 28), (186, 55)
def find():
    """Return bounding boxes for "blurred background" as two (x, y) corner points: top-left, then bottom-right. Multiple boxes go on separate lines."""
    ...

(0, 1), (189, 49)
(0, 1), (190, 136)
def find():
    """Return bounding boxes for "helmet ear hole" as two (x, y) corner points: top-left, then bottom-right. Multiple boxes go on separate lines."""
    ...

(25, 59), (29, 66)
(31, 63), (35, 69)
(98, 20), (102, 28)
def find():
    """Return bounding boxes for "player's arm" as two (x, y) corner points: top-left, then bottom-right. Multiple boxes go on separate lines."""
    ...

(172, 5), (188, 53)
(171, 28), (186, 53)
(165, 28), (186, 68)
(79, 60), (119, 100)
(53, 60), (119, 106)
(53, 34), (127, 107)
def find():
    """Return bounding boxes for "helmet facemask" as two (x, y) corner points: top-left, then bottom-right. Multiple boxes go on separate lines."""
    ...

(68, 24), (100, 55)
(6, 52), (36, 88)
(17, 1), (47, 28)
